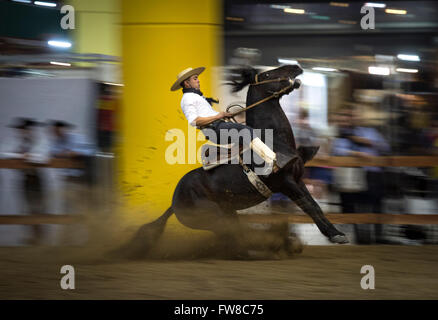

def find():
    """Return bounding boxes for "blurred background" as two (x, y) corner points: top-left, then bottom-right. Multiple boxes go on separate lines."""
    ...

(0, 0), (437, 247)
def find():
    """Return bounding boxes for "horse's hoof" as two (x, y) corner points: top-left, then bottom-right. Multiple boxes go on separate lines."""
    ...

(329, 234), (349, 244)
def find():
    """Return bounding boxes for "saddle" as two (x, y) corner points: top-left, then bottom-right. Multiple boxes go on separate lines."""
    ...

(201, 142), (272, 198)
(201, 142), (250, 171)
(201, 144), (320, 198)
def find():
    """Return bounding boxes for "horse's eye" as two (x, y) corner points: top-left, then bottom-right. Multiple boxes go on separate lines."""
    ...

(266, 73), (269, 77)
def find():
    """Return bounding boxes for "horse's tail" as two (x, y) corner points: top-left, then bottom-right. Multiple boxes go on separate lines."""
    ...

(111, 207), (174, 259)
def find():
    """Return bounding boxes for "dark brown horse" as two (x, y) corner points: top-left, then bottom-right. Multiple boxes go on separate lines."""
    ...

(116, 64), (348, 259)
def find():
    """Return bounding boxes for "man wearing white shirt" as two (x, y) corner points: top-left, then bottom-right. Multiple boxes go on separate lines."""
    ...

(47, 120), (95, 245)
(7, 118), (48, 245)
(171, 67), (295, 175)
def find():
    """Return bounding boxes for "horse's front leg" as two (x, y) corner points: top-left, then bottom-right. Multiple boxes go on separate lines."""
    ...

(281, 174), (349, 244)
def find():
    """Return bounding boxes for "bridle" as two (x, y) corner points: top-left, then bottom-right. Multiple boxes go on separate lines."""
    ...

(200, 73), (299, 128)
(226, 74), (297, 118)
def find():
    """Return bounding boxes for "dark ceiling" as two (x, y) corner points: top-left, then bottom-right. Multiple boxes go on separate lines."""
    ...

(223, 1), (438, 66)
(224, 1), (438, 35)
(0, 0), (68, 54)
(0, 0), (437, 69)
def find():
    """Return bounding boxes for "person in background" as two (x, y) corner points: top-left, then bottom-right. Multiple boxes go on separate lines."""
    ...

(47, 120), (96, 244)
(332, 107), (390, 244)
(396, 94), (429, 155)
(294, 108), (332, 209)
(7, 118), (49, 245)
(49, 121), (95, 159)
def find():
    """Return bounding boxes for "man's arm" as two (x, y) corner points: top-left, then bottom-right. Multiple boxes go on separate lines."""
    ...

(193, 112), (232, 127)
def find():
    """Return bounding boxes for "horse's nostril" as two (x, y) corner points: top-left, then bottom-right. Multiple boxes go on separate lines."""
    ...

(293, 79), (301, 89)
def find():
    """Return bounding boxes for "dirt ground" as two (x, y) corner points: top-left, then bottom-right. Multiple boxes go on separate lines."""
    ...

(0, 243), (437, 300)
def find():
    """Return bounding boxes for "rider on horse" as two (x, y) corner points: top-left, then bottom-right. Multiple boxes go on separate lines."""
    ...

(171, 66), (297, 175)
(112, 64), (348, 259)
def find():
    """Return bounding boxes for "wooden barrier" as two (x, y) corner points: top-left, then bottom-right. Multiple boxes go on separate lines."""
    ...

(1, 156), (437, 226)
(0, 159), (83, 169)
(240, 213), (438, 225)
(306, 156), (438, 167)
(0, 214), (84, 225)
(0, 159), (84, 226)
(0, 213), (437, 225)
(1, 156), (436, 169)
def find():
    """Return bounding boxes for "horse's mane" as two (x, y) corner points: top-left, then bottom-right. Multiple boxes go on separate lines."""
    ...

(226, 66), (260, 93)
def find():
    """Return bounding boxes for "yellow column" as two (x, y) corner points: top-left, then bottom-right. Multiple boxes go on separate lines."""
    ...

(120, 0), (223, 236)
(68, 0), (121, 56)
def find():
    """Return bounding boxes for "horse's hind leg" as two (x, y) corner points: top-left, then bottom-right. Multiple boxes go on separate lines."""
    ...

(173, 199), (242, 256)
(174, 200), (287, 258)
(282, 177), (349, 244)
(212, 207), (291, 258)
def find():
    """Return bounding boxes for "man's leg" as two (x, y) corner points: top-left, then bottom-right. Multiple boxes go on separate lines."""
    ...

(213, 121), (297, 175)
(24, 173), (44, 245)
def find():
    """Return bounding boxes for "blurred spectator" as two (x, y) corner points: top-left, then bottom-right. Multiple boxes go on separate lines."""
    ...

(49, 120), (95, 159)
(407, 95), (430, 154)
(47, 120), (96, 245)
(422, 115), (438, 189)
(394, 94), (430, 155)
(7, 118), (49, 245)
(48, 120), (95, 186)
(294, 108), (318, 147)
(295, 108), (332, 206)
(332, 106), (390, 244)
(425, 116), (438, 156)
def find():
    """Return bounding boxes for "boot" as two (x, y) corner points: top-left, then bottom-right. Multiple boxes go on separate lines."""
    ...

(250, 137), (298, 175)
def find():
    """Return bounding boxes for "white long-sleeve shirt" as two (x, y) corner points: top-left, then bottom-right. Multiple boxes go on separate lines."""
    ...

(181, 92), (219, 127)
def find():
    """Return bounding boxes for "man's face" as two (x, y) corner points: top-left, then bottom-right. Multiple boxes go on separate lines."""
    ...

(52, 126), (65, 138)
(184, 74), (200, 90)
(19, 128), (32, 140)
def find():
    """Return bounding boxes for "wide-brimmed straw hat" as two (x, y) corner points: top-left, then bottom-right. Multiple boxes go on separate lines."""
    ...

(47, 120), (76, 128)
(8, 118), (45, 129)
(170, 67), (205, 91)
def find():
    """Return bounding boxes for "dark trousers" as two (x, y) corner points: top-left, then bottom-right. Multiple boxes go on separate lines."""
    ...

(201, 120), (256, 146)
(23, 172), (44, 244)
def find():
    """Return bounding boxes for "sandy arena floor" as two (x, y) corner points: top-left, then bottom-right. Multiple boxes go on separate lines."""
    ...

(0, 243), (437, 300)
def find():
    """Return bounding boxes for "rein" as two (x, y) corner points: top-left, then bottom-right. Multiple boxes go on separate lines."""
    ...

(228, 76), (294, 117)
(199, 75), (295, 128)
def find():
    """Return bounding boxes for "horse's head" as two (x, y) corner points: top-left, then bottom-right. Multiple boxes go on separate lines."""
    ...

(253, 64), (303, 96)
(228, 64), (303, 98)
(257, 64), (303, 82)
(228, 65), (303, 148)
